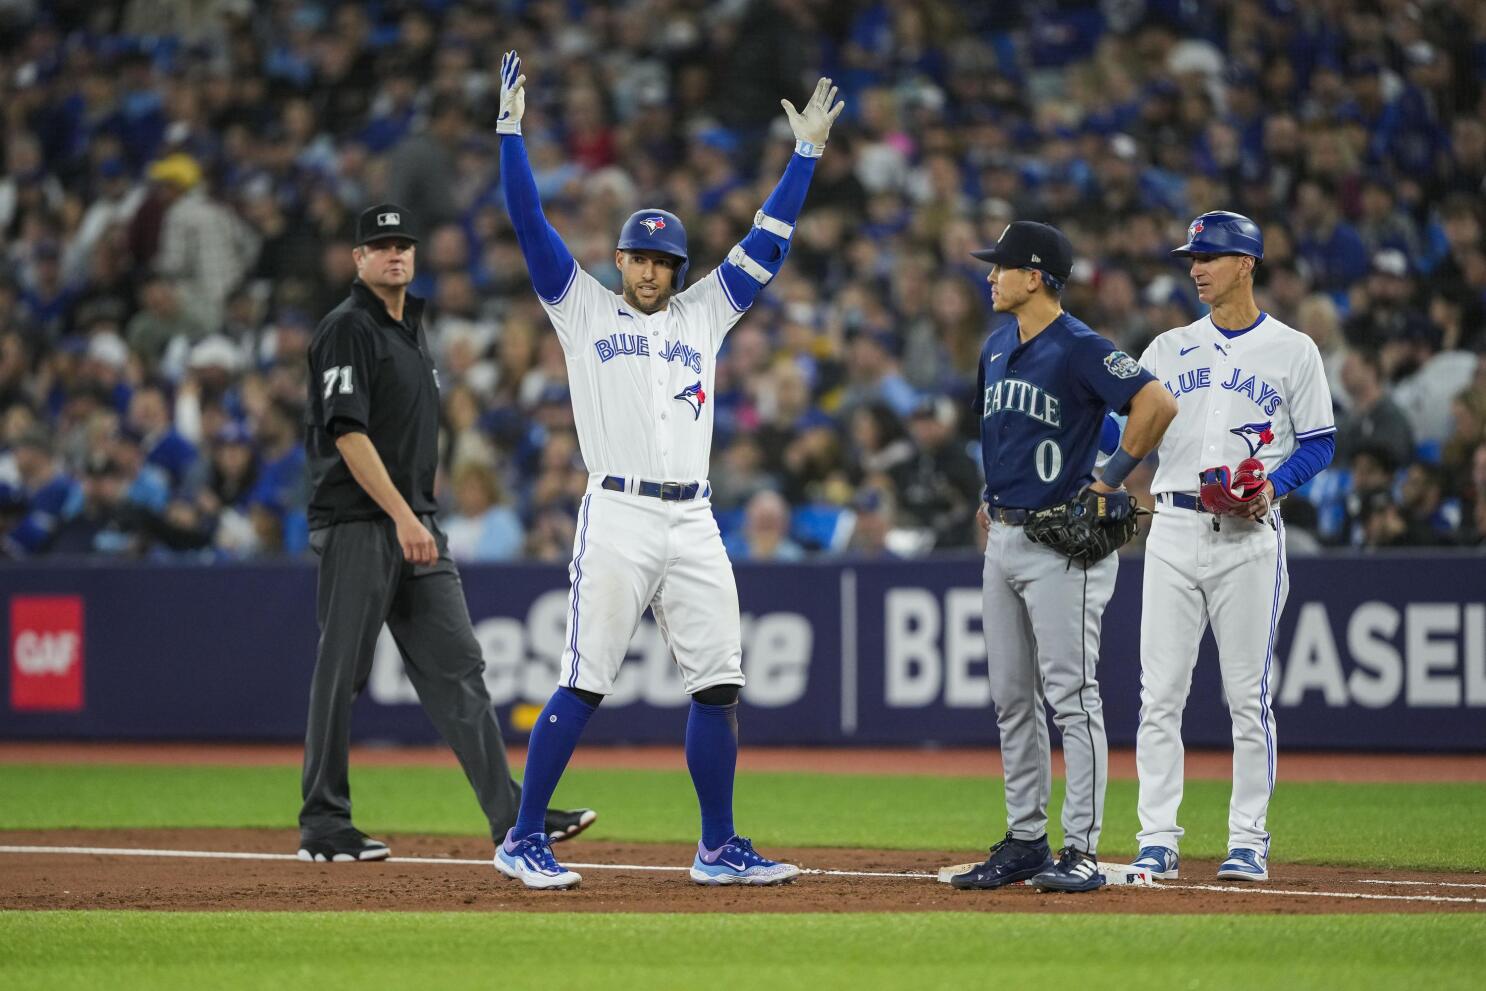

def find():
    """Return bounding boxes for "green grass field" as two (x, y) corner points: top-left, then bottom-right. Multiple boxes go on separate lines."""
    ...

(3, 762), (1484, 990)
(3, 911), (1484, 991)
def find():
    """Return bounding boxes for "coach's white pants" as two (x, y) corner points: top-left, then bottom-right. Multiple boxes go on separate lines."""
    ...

(1137, 502), (1288, 856)
(558, 478), (744, 697)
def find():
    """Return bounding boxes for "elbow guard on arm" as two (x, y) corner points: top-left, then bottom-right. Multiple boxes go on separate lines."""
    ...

(723, 211), (794, 298)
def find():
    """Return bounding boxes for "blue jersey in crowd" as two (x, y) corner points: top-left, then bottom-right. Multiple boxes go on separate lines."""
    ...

(976, 312), (1155, 510)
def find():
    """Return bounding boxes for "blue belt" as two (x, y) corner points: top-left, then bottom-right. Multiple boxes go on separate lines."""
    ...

(602, 475), (710, 502)
(988, 506), (1035, 526)
(1158, 492), (1205, 512)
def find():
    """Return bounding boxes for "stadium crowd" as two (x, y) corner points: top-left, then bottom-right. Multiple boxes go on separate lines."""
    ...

(1, 0), (1485, 562)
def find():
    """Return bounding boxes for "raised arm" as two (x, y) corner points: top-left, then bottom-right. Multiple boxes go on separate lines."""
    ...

(496, 51), (577, 304)
(717, 77), (846, 310)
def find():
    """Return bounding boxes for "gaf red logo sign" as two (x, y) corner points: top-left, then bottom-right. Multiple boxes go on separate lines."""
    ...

(10, 596), (84, 712)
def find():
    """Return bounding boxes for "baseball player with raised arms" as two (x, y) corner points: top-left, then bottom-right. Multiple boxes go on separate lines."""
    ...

(490, 51), (842, 890)
(953, 222), (1178, 893)
(1131, 212), (1335, 883)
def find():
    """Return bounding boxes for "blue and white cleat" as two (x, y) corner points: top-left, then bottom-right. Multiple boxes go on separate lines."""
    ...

(1029, 846), (1106, 893)
(494, 829), (582, 889)
(690, 835), (800, 886)
(1131, 845), (1180, 880)
(1216, 848), (1268, 881)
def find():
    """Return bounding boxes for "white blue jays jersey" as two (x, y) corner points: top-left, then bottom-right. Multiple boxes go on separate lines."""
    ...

(1139, 313), (1335, 494)
(539, 265), (748, 481)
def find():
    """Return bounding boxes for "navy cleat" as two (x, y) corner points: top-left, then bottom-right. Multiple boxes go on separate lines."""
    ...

(1131, 845), (1180, 879)
(690, 835), (800, 886)
(950, 831), (1054, 890)
(1216, 848), (1268, 881)
(1030, 846), (1106, 893)
(297, 827), (390, 863)
(494, 829), (582, 889)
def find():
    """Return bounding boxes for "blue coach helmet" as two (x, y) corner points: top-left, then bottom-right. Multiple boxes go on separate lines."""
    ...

(1170, 210), (1264, 261)
(617, 208), (690, 288)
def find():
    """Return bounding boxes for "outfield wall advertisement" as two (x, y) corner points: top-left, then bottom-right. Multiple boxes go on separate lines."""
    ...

(2, 555), (1483, 750)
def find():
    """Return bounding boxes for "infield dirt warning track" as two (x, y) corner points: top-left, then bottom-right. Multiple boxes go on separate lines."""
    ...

(2, 745), (1481, 916)
(2, 829), (1484, 915)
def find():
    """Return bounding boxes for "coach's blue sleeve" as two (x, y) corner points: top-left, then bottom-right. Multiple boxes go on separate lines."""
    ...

(500, 134), (577, 303)
(718, 153), (819, 310)
(1269, 433), (1335, 497)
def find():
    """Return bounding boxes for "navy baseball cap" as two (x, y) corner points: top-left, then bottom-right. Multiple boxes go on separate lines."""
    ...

(356, 203), (419, 246)
(971, 221), (1074, 283)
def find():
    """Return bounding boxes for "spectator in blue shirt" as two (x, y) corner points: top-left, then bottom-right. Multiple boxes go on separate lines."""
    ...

(1294, 178), (1370, 293)
(726, 490), (806, 563)
(1, 427), (82, 557)
(128, 382), (197, 488)
(443, 462), (523, 563)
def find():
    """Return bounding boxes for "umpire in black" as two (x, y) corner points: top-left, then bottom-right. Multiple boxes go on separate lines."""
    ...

(298, 203), (594, 862)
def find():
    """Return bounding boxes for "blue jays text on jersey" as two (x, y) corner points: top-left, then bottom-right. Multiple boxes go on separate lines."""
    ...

(1164, 363), (1285, 416)
(976, 313), (1155, 509)
(593, 333), (705, 373)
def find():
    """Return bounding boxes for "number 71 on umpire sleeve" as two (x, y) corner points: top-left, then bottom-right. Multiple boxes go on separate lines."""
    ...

(322, 365), (354, 399)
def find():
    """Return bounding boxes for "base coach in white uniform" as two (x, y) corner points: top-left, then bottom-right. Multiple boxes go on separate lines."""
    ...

(1131, 212), (1335, 883)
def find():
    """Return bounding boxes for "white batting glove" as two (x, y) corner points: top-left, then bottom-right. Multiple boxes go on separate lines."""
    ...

(781, 76), (845, 158)
(496, 50), (526, 135)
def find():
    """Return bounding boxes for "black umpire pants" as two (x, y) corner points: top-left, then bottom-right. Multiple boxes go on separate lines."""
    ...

(299, 514), (521, 843)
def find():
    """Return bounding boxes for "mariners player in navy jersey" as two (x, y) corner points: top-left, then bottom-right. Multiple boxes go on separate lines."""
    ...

(489, 52), (842, 889)
(953, 222), (1178, 893)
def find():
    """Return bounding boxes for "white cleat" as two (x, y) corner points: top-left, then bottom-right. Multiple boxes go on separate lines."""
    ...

(689, 835), (801, 886)
(494, 830), (582, 890)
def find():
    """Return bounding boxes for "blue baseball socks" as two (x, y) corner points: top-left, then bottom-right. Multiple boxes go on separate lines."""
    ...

(686, 698), (739, 850)
(511, 687), (597, 841)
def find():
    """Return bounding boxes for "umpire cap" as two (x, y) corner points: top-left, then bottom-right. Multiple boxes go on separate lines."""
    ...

(970, 221), (1073, 284)
(1171, 211), (1263, 260)
(617, 209), (689, 288)
(356, 203), (419, 246)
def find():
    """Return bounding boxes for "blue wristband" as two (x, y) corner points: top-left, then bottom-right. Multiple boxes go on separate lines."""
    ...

(1101, 447), (1141, 487)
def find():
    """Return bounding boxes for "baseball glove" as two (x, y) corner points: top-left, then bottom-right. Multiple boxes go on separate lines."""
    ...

(1198, 457), (1268, 516)
(1024, 486), (1146, 567)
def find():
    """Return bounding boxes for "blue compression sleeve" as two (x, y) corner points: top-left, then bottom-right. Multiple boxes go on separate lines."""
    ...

(500, 135), (577, 303)
(685, 700), (739, 849)
(761, 152), (818, 222)
(1269, 432), (1336, 497)
(718, 152), (819, 309)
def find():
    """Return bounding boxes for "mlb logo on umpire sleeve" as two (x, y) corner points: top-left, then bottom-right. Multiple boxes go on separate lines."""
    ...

(377, 212), (401, 227)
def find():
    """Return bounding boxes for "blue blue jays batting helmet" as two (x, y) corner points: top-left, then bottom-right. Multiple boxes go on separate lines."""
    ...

(1170, 210), (1264, 260)
(617, 209), (689, 288)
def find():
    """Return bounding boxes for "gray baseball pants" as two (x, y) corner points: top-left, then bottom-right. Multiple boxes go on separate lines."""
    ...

(299, 515), (521, 844)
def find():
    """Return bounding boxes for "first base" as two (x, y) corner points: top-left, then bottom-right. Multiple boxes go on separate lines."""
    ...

(937, 862), (1156, 886)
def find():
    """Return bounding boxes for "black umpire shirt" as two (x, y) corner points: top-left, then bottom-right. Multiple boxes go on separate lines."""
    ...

(306, 279), (440, 528)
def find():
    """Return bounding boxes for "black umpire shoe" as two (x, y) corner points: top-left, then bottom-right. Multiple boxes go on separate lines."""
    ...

(297, 826), (391, 863)
(1029, 846), (1106, 893)
(545, 808), (598, 843)
(951, 831), (1054, 890)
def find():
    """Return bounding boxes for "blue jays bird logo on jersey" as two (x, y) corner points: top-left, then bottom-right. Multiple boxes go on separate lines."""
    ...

(640, 216), (667, 235)
(674, 381), (706, 419)
(1230, 420), (1275, 456)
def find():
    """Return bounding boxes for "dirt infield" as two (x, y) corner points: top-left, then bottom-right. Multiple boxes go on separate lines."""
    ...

(3, 742), (1482, 782)
(2, 828), (1483, 915)
(4, 745), (1481, 916)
